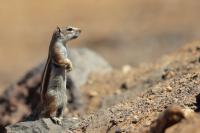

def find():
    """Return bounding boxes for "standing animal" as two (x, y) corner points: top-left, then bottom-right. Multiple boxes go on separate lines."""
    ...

(39, 26), (81, 125)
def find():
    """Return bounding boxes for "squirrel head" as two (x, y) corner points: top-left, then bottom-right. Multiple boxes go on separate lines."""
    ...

(53, 26), (81, 43)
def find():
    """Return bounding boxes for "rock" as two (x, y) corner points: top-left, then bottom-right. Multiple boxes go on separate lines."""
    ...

(149, 105), (189, 133)
(161, 68), (175, 80)
(87, 90), (98, 98)
(69, 48), (112, 87)
(120, 82), (129, 91)
(165, 86), (172, 92)
(122, 65), (131, 74)
(114, 89), (122, 95)
(132, 115), (139, 124)
(5, 118), (80, 133)
(166, 113), (200, 133)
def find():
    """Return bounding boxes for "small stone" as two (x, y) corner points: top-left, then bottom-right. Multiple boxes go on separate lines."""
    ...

(161, 69), (175, 80)
(115, 128), (122, 133)
(166, 86), (172, 92)
(196, 46), (200, 51)
(144, 121), (151, 127)
(132, 115), (139, 124)
(114, 89), (122, 95)
(173, 98), (178, 103)
(72, 117), (79, 120)
(120, 82), (128, 90)
(192, 74), (198, 79)
(146, 99), (152, 105)
(122, 65), (131, 74)
(88, 90), (98, 98)
(182, 108), (194, 118)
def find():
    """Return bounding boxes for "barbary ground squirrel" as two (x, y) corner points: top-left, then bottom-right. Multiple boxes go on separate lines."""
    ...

(38, 26), (81, 125)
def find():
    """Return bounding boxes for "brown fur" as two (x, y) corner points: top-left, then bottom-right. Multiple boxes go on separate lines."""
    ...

(41, 96), (56, 117)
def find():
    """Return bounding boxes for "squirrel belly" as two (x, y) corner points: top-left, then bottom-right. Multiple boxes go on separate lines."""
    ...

(46, 64), (68, 107)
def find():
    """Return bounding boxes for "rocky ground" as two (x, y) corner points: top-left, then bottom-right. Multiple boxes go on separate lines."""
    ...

(1, 42), (200, 133)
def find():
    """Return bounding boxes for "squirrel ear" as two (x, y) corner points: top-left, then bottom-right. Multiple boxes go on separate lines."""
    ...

(56, 26), (61, 33)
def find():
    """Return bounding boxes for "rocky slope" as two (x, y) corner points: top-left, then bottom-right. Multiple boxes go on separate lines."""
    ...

(2, 42), (200, 133)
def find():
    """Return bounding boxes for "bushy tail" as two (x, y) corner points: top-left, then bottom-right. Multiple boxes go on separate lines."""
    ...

(24, 104), (42, 121)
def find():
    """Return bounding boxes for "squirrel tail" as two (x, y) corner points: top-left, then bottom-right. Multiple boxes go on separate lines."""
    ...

(23, 104), (42, 121)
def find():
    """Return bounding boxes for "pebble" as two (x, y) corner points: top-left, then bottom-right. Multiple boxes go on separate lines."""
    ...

(182, 108), (194, 117)
(120, 82), (129, 90)
(88, 90), (98, 98)
(166, 86), (172, 92)
(122, 65), (131, 74)
(115, 128), (122, 133)
(132, 115), (139, 124)
(144, 121), (151, 127)
(114, 89), (122, 95)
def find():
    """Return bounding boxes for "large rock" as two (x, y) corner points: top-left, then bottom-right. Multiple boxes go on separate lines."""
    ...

(5, 118), (81, 133)
(69, 48), (112, 87)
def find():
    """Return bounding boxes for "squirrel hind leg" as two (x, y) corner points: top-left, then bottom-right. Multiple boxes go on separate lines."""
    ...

(51, 106), (65, 125)
(51, 116), (63, 125)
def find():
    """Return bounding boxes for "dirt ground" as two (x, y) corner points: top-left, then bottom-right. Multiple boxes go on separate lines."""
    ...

(1, 42), (200, 133)
(70, 42), (200, 133)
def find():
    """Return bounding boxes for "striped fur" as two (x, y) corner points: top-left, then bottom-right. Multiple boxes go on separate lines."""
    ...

(40, 32), (57, 103)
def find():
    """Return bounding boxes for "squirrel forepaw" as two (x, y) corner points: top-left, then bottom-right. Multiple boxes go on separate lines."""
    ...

(65, 62), (73, 72)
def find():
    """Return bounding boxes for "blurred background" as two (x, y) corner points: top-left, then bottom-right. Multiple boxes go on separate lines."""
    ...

(0, 0), (200, 90)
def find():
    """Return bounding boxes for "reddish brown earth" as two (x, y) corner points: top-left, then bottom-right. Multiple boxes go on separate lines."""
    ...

(75, 42), (200, 132)
(2, 42), (200, 133)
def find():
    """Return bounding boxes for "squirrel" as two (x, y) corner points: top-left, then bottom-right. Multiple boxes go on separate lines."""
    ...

(39, 26), (81, 125)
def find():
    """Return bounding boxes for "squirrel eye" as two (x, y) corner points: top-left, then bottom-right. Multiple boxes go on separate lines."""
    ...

(67, 28), (73, 31)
